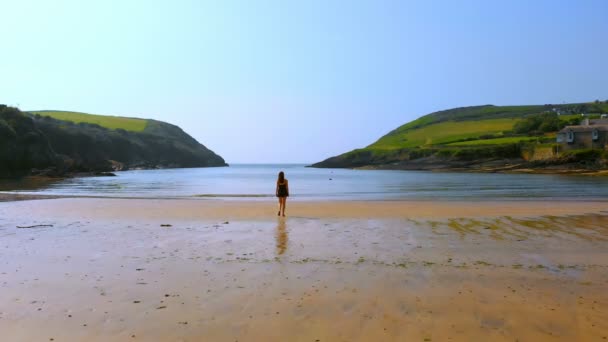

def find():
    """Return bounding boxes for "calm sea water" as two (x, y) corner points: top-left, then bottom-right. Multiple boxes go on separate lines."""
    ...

(1, 164), (608, 201)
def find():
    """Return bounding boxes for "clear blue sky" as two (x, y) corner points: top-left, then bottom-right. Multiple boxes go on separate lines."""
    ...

(1, 0), (606, 163)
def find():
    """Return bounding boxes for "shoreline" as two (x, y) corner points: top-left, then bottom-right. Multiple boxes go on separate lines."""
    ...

(3, 191), (608, 202)
(310, 157), (608, 176)
(0, 192), (59, 202)
(351, 163), (608, 176)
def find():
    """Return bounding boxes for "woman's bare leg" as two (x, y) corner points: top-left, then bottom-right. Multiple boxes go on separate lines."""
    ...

(281, 197), (287, 216)
(277, 198), (282, 216)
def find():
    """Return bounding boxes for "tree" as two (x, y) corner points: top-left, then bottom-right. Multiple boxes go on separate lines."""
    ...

(513, 113), (564, 135)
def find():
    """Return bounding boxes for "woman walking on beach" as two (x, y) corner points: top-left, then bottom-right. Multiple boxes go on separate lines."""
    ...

(276, 171), (289, 216)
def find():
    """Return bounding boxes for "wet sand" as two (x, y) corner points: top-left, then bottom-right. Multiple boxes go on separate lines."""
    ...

(0, 198), (607, 341)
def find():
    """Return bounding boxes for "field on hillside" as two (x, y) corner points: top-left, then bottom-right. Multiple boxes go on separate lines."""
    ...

(369, 118), (519, 149)
(30, 111), (148, 132)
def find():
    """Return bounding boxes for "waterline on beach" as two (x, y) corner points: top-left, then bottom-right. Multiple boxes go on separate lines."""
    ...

(2, 164), (608, 201)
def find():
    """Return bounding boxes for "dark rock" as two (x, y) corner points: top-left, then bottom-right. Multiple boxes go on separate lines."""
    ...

(94, 172), (116, 177)
(30, 167), (64, 177)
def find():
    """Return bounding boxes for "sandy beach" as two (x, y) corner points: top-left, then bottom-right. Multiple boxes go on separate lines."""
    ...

(1, 198), (607, 341)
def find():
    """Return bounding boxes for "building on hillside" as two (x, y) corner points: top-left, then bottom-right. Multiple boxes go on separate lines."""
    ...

(584, 118), (608, 125)
(556, 119), (608, 150)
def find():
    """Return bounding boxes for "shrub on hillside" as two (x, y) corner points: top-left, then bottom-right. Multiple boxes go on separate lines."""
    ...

(561, 149), (603, 163)
(452, 144), (521, 161)
(409, 148), (435, 160)
(436, 149), (456, 158)
(513, 113), (564, 135)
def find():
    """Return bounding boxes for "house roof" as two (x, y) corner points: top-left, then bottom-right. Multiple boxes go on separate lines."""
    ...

(559, 125), (608, 133)
(590, 119), (608, 125)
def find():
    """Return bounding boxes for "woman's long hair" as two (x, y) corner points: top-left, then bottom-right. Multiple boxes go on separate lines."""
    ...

(278, 171), (285, 183)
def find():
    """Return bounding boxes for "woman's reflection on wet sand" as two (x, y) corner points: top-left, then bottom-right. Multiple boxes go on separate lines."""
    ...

(276, 218), (288, 255)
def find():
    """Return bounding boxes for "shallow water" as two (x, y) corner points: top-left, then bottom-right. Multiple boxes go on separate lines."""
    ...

(2, 164), (608, 200)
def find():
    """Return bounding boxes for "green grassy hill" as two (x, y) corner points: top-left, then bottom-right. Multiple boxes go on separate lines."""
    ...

(446, 136), (539, 147)
(30, 110), (148, 132)
(312, 101), (608, 169)
(370, 117), (518, 149)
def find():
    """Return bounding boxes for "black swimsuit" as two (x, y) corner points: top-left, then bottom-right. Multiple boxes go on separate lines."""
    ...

(277, 181), (289, 197)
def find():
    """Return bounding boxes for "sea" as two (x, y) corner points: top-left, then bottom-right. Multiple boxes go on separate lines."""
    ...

(1, 164), (608, 201)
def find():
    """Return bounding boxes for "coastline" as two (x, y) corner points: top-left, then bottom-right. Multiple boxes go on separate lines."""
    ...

(355, 166), (608, 176)
(1, 198), (607, 341)
(348, 161), (608, 176)
(0, 192), (59, 202)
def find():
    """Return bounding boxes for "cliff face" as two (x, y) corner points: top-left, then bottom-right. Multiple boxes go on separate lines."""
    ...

(0, 106), (227, 178)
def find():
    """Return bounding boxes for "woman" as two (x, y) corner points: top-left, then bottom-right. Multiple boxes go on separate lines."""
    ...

(275, 171), (289, 217)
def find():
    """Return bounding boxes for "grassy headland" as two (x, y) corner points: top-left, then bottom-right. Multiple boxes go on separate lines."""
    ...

(0, 105), (227, 178)
(30, 110), (148, 132)
(312, 101), (608, 173)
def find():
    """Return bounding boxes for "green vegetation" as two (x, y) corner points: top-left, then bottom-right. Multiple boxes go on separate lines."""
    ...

(30, 110), (148, 132)
(445, 144), (522, 160)
(446, 136), (538, 146)
(378, 105), (543, 141)
(370, 118), (518, 149)
(0, 105), (59, 177)
(560, 149), (607, 162)
(513, 113), (562, 134)
(557, 114), (582, 123)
